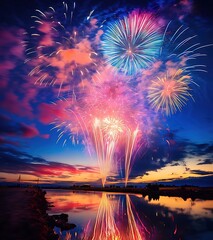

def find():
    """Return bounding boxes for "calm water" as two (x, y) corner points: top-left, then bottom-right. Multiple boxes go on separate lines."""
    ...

(46, 190), (213, 240)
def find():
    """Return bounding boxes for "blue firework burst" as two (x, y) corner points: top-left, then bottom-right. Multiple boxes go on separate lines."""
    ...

(101, 11), (163, 75)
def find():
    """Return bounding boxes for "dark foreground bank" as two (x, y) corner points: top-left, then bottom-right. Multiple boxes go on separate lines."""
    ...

(0, 187), (66, 240)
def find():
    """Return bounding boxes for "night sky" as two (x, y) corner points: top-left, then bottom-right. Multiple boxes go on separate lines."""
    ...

(0, 0), (212, 186)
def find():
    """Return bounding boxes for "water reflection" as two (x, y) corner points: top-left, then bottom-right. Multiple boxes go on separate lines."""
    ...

(148, 196), (213, 219)
(125, 194), (150, 240)
(46, 190), (213, 240)
(91, 193), (120, 239)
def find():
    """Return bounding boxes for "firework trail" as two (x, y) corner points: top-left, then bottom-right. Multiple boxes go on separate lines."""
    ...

(125, 128), (139, 186)
(102, 10), (163, 75)
(49, 97), (123, 186)
(161, 23), (211, 73)
(49, 92), (100, 161)
(92, 117), (125, 187)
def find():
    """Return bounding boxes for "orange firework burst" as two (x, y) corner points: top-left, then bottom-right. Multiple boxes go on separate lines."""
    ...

(148, 69), (193, 115)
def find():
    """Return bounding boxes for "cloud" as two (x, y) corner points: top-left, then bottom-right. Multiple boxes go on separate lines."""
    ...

(0, 28), (24, 59)
(0, 26), (58, 122)
(130, 127), (213, 179)
(130, 129), (188, 178)
(39, 102), (63, 124)
(190, 170), (213, 176)
(171, 162), (180, 166)
(206, 145), (213, 154)
(148, 0), (193, 22)
(0, 27), (39, 119)
(197, 158), (213, 165)
(38, 101), (73, 124)
(0, 146), (98, 179)
(19, 124), (39, 138)
(0, 28), (24, 91)
(0, 114), (49, 139)
(58, 39), (92, 65)
(156, 175), (213, 187)
(24, 12), (101, 95)
(187, 142), (213, 156)
(0, 137), (19, 146)
(0, 92), (34, 118)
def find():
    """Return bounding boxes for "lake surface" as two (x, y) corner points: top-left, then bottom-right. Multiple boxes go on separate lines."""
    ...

(46, 190), (213, 240)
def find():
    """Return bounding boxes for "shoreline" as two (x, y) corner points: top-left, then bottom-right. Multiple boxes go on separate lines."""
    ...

(43, 185), (213, 200)
(0, 187), (58, 240)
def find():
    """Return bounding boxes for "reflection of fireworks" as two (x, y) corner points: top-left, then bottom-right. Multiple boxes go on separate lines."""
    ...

(89, 194), (150, 240)
(126, 194), (147, 240)
(92, 193), (120, 240)
(102, 11), (162, 75)
(148, 69), (192, 115)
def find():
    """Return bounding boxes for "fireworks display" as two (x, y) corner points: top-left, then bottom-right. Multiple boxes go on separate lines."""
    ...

(24, 0), (211, 187)
(101, 11), (163, 75)
(25, 1), (100, 95)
